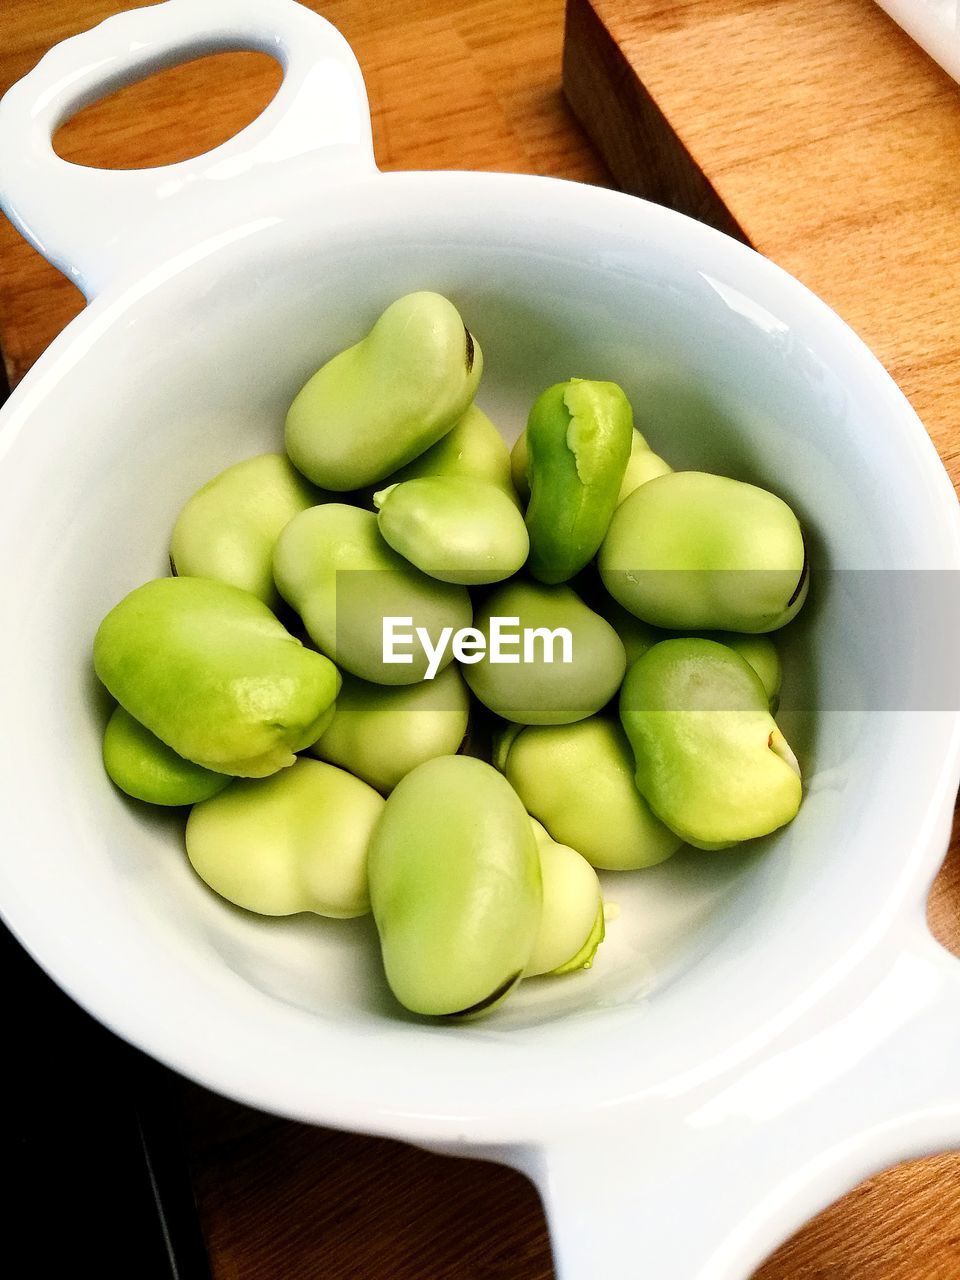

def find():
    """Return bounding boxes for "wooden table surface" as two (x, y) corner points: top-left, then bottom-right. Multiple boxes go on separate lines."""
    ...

(1, 1), (958, 1277)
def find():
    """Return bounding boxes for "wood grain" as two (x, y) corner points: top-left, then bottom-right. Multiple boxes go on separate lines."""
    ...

(0, 0), (608, 387)
(1, 0), (958, 1277)
(563, 0), (960, 486)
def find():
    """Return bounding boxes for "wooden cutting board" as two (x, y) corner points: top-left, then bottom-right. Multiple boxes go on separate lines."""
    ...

(1, 1), (958, 1277)
(562, 0), (960, 487)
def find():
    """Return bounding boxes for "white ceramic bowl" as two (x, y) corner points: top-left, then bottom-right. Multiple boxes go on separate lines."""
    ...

(1, 2), (959, 1276)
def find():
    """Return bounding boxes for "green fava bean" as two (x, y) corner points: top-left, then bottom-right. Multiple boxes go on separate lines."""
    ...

(374, 477), (529, 585)
(592, 599), (781, 705)
(593, 606), (781, 707)
(310, 665), (470, 793)
(386, 404), (517, 503)
(186, 758), (383, 917)
(94, 578), (340, 777)
(616, 433), (673, 505)
(510, 431), (531, 505)
(696, 633), (782, 709)
(285, 292), (483, 490)
(273, 504), (471, 684)
(525, 820), (604, 977)
(310, 699), (338, 742)
(513, 425), (664, 510)
(103, 706), (229, 806)
(619, 639), (802, 850)
(592, 592), (667, 668)
(525, 379), (634, 583)
(599, 471), (808, 632)
(368, 756), (541, 1018)
(501, 717), (681, 870)
(492, 721), (525, 773)
(170, 453), (320, 608)
(463, 580), (626, 725)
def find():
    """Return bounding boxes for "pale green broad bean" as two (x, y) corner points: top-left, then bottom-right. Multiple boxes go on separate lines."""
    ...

(492, 721), (525, 773)
(170, 453), (319, 608)
(374, 476), (529, 585)
(590, 593), (666, 668)
(619, 638), (801, 849)
(186, 758), (383, 917)
(368, 756), (541, 1017)
(700, 633), (781, 708)
(94, 577), (340, 777)
(286, 292), (483, 491)
(501, 716), (682, 870)
(463, 580), (626, 725)
(510, 432), (531, 505)
(386, 404), (517, 502)
(590, 593), (783, 707)
(103, 706), (229, 806)
(524, 379), (633, 584)
(273, 504), (471, 684)
(511, 426), (671, 508)
(599, 471), (808, 632)
(525, 820), (604, 977)
(311, 665), (470, 793)
(616, 434), (672, 504)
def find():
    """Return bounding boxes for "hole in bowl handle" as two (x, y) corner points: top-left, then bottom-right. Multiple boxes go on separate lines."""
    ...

(0, 0), (375, 298)
(526, 930), (960, 1280)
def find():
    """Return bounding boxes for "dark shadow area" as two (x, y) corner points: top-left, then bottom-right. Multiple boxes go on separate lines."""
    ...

(0, 367), (211, 1278)
(1, 919), (212, 1277)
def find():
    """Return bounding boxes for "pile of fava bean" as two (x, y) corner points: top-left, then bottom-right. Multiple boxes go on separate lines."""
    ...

(93, 291), (809, 1020)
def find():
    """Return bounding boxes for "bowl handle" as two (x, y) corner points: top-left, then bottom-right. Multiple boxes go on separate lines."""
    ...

(0, 0), (375, 298)
(525, 926), (960, 1280)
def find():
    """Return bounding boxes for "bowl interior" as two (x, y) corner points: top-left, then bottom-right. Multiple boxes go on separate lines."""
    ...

(0, 172), (957, 1130)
